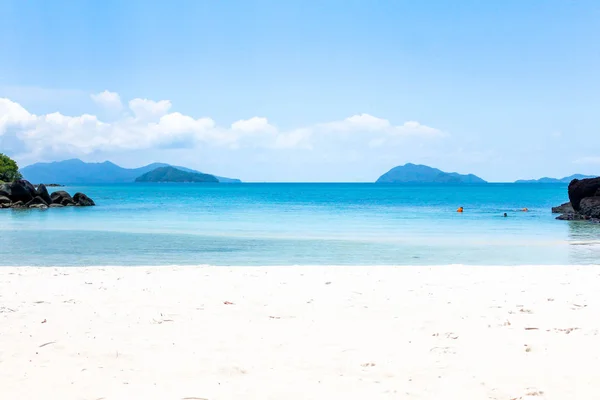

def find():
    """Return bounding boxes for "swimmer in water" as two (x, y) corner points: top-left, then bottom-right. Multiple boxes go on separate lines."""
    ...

(521, 208), (528, 212)
(503, 213), (508, 217)
(457, 207), (464, 213)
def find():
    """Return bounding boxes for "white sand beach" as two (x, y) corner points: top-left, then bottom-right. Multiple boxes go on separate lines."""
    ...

(1, 265), (599, 400)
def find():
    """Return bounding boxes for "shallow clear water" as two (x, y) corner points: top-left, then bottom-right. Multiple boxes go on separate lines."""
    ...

(1, 183), (599, 266)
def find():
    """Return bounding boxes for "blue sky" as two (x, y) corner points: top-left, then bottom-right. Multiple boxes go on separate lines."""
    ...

(1, 0), (599, 182)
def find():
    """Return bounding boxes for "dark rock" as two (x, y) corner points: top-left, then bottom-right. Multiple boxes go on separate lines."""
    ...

(552, 202), (574, 214)
(0, 185), (94, 210)
(50, 190), (76, 206)
(21, 180), (36, 193)
(579, 197), (600, 219)
(45, 183), (64, 187)
(26, 196), (49, 208)
(569, 177), (600, 211)
(35, 184), (53, 205)
(556, 212), (587, 221)
(0, 184), (10, 198)
(11, 201), (26, 209)
(73, 192), (95, 206)
(1, 180), (36, 203)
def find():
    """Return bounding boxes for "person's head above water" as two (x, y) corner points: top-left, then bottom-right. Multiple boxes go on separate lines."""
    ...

(503, 213), (508, 217)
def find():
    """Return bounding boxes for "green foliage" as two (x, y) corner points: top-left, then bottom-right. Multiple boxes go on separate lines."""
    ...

(0, 153), (22, 182)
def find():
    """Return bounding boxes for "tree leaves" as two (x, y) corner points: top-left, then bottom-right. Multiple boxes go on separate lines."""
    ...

(0, 153), (22, 182)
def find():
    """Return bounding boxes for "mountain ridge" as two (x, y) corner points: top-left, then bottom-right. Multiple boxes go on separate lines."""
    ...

(20, 159), (241, 184)
(376, 163), (487, 184)
(515, 174), (597, 184)
(135, 166), (219, 183)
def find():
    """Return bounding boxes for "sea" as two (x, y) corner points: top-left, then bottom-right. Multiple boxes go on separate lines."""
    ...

(1, 183), (599, 266)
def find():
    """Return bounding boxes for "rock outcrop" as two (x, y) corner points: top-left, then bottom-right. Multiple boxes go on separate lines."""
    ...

(11, 201), (26, 209)
(555, 212), (588, 221)
(579, 197), (600, 219)
(0, 180), (95, 210)
(568, 177), (600, 211)
(50, 190), (76, 206)
(552, 202), (574, 214)
(0, 196), (11, 207)
(35, 183), (53, 205)
(555, 177), (600, 222)
(26, 196), (49, 209)
(0, 180), (36, 203)
(73, 192), (95, 206)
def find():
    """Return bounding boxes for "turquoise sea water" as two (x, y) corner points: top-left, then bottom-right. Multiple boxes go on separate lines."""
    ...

(1, 183), (599, 266)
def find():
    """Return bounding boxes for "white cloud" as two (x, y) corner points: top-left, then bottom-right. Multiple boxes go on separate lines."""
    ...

(274, 128), (313, 149)
(0, 94), (447, 160)
(0, 98), (36, 134)
(90, 90), (122, 111)
(128, 98), (172, 120)
(394, 121), (445, 137)
(156, 112), (215, 134)
(323, 114), (392, 132)
(231, 117), (276, 134)
(317, 114), (444, 137)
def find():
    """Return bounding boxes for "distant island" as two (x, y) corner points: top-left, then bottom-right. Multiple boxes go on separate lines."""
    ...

(515, 174), (597, 184)
(20, 159), (241, 184)
(376, 163), (486, 184)
(135, 166), (219, 183)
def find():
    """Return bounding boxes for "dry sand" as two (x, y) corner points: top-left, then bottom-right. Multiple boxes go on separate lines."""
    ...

(1, 265), (599, 399)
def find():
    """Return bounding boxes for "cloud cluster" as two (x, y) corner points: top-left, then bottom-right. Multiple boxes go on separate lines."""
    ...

(0, 91), (446, 160)
(90, 90), (122, 111)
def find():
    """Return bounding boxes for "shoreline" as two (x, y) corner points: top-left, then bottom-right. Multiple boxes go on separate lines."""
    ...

(2, 265), (599, 399)
(0, 261), (596, 268)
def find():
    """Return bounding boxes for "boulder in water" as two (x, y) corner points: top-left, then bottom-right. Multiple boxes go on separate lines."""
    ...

(35, 184), (53, 205)
(569, 177), (600, 211)
(29, 203), (49, 209)
(579, 197), (600, 219)
(552, 202), (574, 214)
(26, 196), (49, 209)
(73, 192), (95, 206)
(11, 201), (26, 209)
(556, 212), (587, 221)
(0, 185), (10, 198)
(1, 180), (36, 203)
(50, 190), (76, 206)
(0, 179), (95, 209)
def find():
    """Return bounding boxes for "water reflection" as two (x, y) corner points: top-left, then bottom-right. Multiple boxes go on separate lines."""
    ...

(568, 221), (600, 264)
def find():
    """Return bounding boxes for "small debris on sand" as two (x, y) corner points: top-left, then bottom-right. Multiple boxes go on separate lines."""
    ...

(361, 363), (376, 367)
